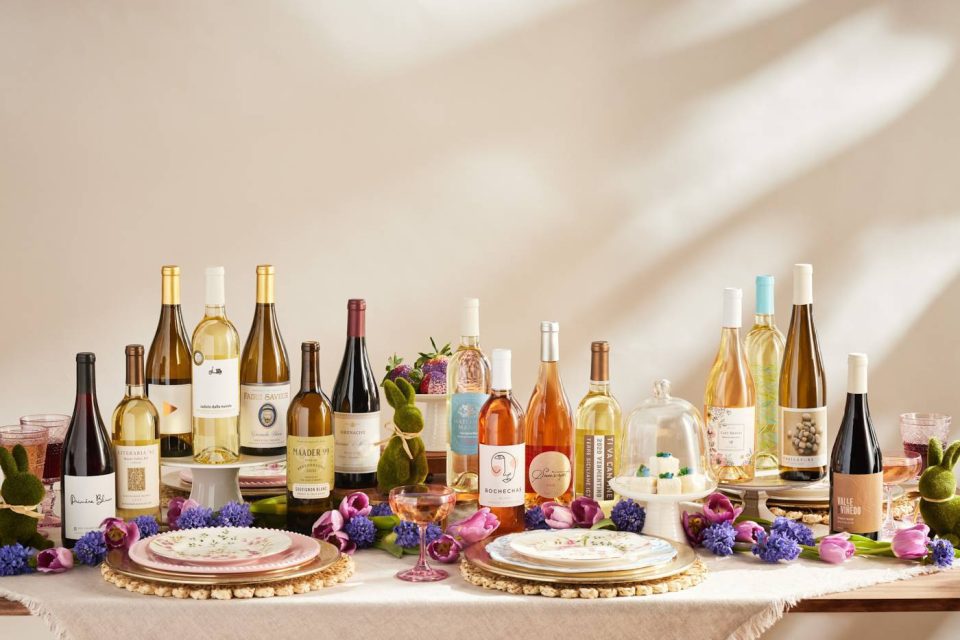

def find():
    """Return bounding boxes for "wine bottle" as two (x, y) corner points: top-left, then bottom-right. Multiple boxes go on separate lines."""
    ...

(525, 321), (574, 506)
(332, 299), (380, 489)
(705, 288), (757, 483)
(778, 264), (827, 481)
(446, 298), (491, 502)
(62, 353), (116, 548)
(287, 342), (335, 534)
(574, 341), (622, 506)
(240, 265), (290, 456)
(830, 354), (882, 540)
(479, 349), (525, 535)
(744, 275), (785, 474)
(111, 345), (161, 520)
(191, 267), (241, 464)
(146, 265), (193, 457)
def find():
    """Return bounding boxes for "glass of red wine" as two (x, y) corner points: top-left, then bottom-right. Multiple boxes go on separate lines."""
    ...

(19, 414), (70, 529)
(881, 449), (922, 540)
(900, 413), (951, 473)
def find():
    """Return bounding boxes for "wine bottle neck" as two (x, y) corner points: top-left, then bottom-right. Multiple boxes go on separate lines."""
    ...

(256, 267), (275, 304)
(753, 313), (776, 328)
(301, 350), (321, 393)
(588, 380), (610, 394)
(205, 304), (227, 318)
(347, 307), (366, 338)
(491, 388), (512, 399)
(76, 362), (96, 396)
(161, 272), (180, 305)
(540, 331), (559, 362)
(460, 335), (479, 348)
(126, 384), (146, 398)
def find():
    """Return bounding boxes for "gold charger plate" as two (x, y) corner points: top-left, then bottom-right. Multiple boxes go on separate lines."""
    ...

(105, 538), (340, 586)
(464, 534), (696, 584)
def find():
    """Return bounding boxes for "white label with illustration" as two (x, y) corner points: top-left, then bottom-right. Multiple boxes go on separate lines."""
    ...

(63, 473), (116, 540)
(479, 443), (525, 508)
(240, 383), (290, 448)
(192, 355), (239, 419)
(146, 383), (192, 435)
(779, 406), (828, 468)
(333, 411), (381, 474)
(706, 406), (756, 467)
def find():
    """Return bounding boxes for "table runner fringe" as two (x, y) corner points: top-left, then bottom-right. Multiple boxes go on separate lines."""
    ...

(0, 586), (69, 640)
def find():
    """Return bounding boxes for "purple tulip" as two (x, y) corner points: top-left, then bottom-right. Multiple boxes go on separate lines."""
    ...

(167, 497), (200, 530)
(428, 534), (463, 564)
(571, 497), (603, 527)
(100, 517), (140, 550)
(819, 532), (855, 564)
(36, 547), (73, 573)
(892, 523), (930, 560)
(734, 520), (764, 543)
(448, 507), (500, 544)
(339, 492), (372, 520)
(312, 510), (345, 540)
(682, 510), (709, 546)
(541, 502), (575, 529)
(324, 530), (357, 555)
(702, 493), (743, 525)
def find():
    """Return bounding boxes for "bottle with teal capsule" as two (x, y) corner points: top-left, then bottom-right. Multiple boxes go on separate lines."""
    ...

(744, 275), (785, 474)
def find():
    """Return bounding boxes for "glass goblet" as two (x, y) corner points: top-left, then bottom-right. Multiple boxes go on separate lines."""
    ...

(388, 484), (457, 582)
(19, 414), (70, 528)
(881, 450), (922, 541)
(900, 413), (951, 473)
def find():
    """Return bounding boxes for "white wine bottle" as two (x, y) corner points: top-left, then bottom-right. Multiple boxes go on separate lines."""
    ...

(574, 341), (622, 507)
(112, 345), (161, 520)
(192, 267), (241, 464)
(779, 264), (827, 481)
(744, 275), (785, 474)
(704, 288), (756, 483)
(240, 265), (290, 456)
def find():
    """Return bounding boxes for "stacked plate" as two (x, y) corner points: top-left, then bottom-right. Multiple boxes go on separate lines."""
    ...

(108, 526), (339, 586)
(465, 529), (696, 584)
(766, 478), (830, 510)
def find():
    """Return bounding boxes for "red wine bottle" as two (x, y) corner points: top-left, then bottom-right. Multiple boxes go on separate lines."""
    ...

(62, 353), (116, 548)
(332, 300), (380, 489)
(830, 353), (882, 540)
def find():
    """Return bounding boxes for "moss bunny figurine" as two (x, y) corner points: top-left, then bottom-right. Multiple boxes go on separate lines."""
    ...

(0, 444), (53, 550)
(918, 438), (960, 546)
(377, 378), (429, 495)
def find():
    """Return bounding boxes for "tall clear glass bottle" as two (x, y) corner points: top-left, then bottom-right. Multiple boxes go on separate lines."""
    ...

(574, 341), (622, 507)
(525, 321), (574, 506)
(446, 298), (491, 502)
(704, 288), (756, 483)
(112, 345), (161, 520)
(191, 267), (241, 464)
(744, 275), (785, 474)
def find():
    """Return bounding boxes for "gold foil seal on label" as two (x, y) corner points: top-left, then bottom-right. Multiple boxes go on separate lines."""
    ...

(528, 451), (572, 499)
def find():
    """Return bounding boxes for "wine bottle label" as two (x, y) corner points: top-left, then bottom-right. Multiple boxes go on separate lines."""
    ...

(146, 382), (192, 435)
(749, 361), (780, 462)
(706, 406), (756, 467)
(240, 383), (291, 449)
(287, 434), (334, 499)
(333, 411), (381, 474)
(115, 443), (160, 509)
(479, 443), (524, 507)
(192, 356), (240, 418)
(832, 472), (883, 533)
(63, 473), (116, 540)
(779, 406), (828, 468)
(527, 449), (572, 499)
(450, 392), (489, 455)
(581, 435), (615, 500)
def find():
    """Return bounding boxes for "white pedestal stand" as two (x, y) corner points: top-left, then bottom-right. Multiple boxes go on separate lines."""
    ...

(161, 454), (286, 510)
(610, 478), (717, 545)
(718, 477), (819, 522)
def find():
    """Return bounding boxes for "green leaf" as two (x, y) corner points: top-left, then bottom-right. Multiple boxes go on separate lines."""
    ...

(373, 533), (405, 558)
(591, 518), (616, 530)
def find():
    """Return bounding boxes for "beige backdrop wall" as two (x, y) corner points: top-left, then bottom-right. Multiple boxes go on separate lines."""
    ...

(1, 1), (958, 466)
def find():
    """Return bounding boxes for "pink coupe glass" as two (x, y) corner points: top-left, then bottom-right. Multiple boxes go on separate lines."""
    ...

(388, 484), (457, 582)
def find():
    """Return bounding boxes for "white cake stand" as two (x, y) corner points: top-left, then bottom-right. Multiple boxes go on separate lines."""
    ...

(161, 454), (286, 510)
(610, 478), (718, 544)
(718, 476), (822, 522)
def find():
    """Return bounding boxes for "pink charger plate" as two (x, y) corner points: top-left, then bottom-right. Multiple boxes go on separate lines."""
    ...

(128, 530), (320, 575)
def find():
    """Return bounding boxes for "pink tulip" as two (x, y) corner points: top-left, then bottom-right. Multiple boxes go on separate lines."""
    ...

(702, 493), (743, 525)
(427, 534), (463, 564)
(339, 492), (372, 520)
(682, 511), (708, 546)
(819, 533), (855, 564)
(571, 497), (603, 527)
(324, 530), (357, 555)
(312, 510), (345, 540)
(167, 497), (200, 530)
(36, 547), (73, 573)
(100, 517), (140, 550)
(892, 523), (930, 560)
(448, 507), (500, 544)
(541, 502), (575, 529)
(734, 520), (764, 543)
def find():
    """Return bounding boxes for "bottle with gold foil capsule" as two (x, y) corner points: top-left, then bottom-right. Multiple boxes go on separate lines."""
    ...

(146, 265), (193, 457)
(744, 275), (785, 475)
(111, 345), (161, 520)
(240, 265), (290, 456)
(574, 341), (622, 508)
(287, 342), (335, 534)
(525, 321), (575, 506)
(704, 288), (757, 483)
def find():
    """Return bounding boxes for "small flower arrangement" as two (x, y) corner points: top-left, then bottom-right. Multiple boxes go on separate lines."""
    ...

(523, 496), (646, 534)
(382, 338), (452, 394)
(310, 491), (498, 563)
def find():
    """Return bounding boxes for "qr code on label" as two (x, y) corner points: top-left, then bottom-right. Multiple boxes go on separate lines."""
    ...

(128, 467), (146, 492)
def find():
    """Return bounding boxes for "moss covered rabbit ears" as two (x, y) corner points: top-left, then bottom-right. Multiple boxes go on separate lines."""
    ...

(928, 438), (960, 469)
(0, 444), (30, 477)
(383, 377), (417, 409)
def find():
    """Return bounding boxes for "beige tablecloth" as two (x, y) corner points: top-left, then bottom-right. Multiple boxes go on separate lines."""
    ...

(0, 548), (940, 640)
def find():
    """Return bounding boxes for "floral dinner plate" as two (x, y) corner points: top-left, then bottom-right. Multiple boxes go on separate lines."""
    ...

(149, 527), (292, 564)
(508, 529), (673, 567)
(489, 533), (675, 574)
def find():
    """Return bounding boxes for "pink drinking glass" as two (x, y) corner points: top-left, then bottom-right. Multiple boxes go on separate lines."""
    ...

(388, 484), (457, 582)
(20, 414), (70, 528)
(900, 413), (951, 473)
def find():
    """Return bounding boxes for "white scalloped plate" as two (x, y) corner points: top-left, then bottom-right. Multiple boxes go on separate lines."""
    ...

(148, 527), (292, 564)
(131, 529), (319, 574)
